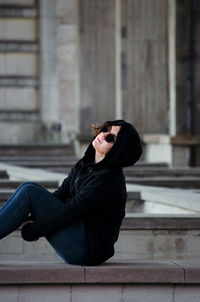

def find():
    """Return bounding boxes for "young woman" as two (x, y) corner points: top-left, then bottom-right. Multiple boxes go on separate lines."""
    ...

(0, 120), (142, 265)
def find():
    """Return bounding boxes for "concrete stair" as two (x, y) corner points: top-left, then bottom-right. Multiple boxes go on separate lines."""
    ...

(0, 155), (165, 173)
(0, 179), (58, 189)
(125, 166), (200, 177)
(1, 141), (198, 183)
(1, 147), (200, 188)
(125, 167), (200, 189)
(0, 152), (200, 301)
(1, 214), (200, 262)
(0, 144), (76, 175)
(0, 260), (200, 302)
(125, 176), (200, 188)
(0, 187), (141, 207)
(0, 144), (75, 156)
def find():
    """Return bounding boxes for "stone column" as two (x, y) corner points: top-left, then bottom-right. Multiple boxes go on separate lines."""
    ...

(56, 0), (80, 143)
(39, 0), (79, 144)
(171, 0), (200, 166)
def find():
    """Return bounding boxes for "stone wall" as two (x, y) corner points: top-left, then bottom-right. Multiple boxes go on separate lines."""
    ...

(0, 0), (199, 166)
(79, 0), (116, 133)
(0, 0), (39, 143)
(121, 0), (169, 134)
(1, 226), (200, 262)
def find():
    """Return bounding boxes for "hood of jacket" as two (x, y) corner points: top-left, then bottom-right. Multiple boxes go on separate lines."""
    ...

(82, 119), (142, 169)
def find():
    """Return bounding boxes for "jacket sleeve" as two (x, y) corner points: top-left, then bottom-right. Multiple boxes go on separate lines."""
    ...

(21, 173), (113, 241)
(52, 177), (71, 202)
(52, 163), (77, 201)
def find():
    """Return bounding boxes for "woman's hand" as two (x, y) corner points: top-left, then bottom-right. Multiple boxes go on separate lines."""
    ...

(21, 221), (40, 242)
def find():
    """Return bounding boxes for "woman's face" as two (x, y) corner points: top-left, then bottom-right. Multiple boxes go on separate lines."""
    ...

(92, 125), (121, 158)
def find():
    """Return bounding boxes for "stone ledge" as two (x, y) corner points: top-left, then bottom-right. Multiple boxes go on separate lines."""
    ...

(0, 180), (58, 189)
(0, 41), (38, 52)
(0, 262), (84, 284)
(171, 135), (200, 146)
(1, 260), (200, 285)
(0, 214), (200, 235)
(177, 261), (200, 283)
(0, 76), (38, 87)
(125, 167), (200, 177)
(85, 261), (184, 284)
(0, 111), (39, 122)
(142, 134), (200, 146)
(0, 6), (36, 18)
(0, 261), (188, 284)
(125, 177), (200, 189)
(0, 189), (140, 204)
(0, 144), (75, 156)
(122, 214), (200, 230)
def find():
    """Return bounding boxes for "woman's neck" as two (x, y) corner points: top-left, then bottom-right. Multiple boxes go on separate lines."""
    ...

(95, 151), (105, 163)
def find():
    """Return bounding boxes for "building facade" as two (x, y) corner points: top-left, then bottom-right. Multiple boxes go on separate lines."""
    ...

(0, 0), (199, 165)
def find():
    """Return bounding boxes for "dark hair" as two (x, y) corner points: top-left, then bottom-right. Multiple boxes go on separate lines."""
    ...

(91, 121), (111, 137)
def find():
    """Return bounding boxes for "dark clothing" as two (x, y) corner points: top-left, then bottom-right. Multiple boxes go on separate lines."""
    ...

(0, 182), (87, 265)
(21, 120), (142, 265)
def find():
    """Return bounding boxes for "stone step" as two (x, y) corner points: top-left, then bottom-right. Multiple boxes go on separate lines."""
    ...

(0, 188), (54, 202)
(0, 180), (58, 189)
(0, 161), (75, 169)
(0, 75), (38, 87)
(124, 167), (200, 177)
(1, 161), (197, 179)
(0, 260), (184, 284)
(1, 186), (198, 214)
(1, 161), (199, 188)
(0, 158), (77, 166)
(0, 0), (34, 4)
(0, 0), (34, 6)
(0, 40), (38, 52)
(0, 189), (141, 206)
(1, 162), (199, 188)
(0, 144), (75, 156)
(0, 215), (200, 262)
(0, 76), (38, 88)
(0, 6), (37, 18)
(0, 110), (38, 122)
(122, 213), (200, 229)
(0, 260), (199, 302)
(126, 176), (200, 189)
(135, 161), (168, 168)
(0, 155), (77, 161)
(0, 160), (166, 169)
(4, 164), (199, 178)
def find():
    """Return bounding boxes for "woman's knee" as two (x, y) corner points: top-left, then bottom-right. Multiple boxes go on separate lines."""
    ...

(19, 181), (37, 189)
(18, 182), (41, 195)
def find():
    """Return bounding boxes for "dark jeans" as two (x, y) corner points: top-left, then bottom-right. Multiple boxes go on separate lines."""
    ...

(0, 182), (87, 265)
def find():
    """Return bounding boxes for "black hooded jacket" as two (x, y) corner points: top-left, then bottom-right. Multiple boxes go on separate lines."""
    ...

(21, 120), (142, 265)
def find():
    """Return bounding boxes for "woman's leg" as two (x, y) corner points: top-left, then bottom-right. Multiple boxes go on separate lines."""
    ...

(0, 182), (87, 264)
(0, 182), (36, 214)
(46, 221), (87, 265)
(24, 183), (88, 264)
(0, 182), (64, 239)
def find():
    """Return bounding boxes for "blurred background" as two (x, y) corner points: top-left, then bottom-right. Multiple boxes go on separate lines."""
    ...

(1, 1), (200, 269)
(0, 0), (199, 166)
